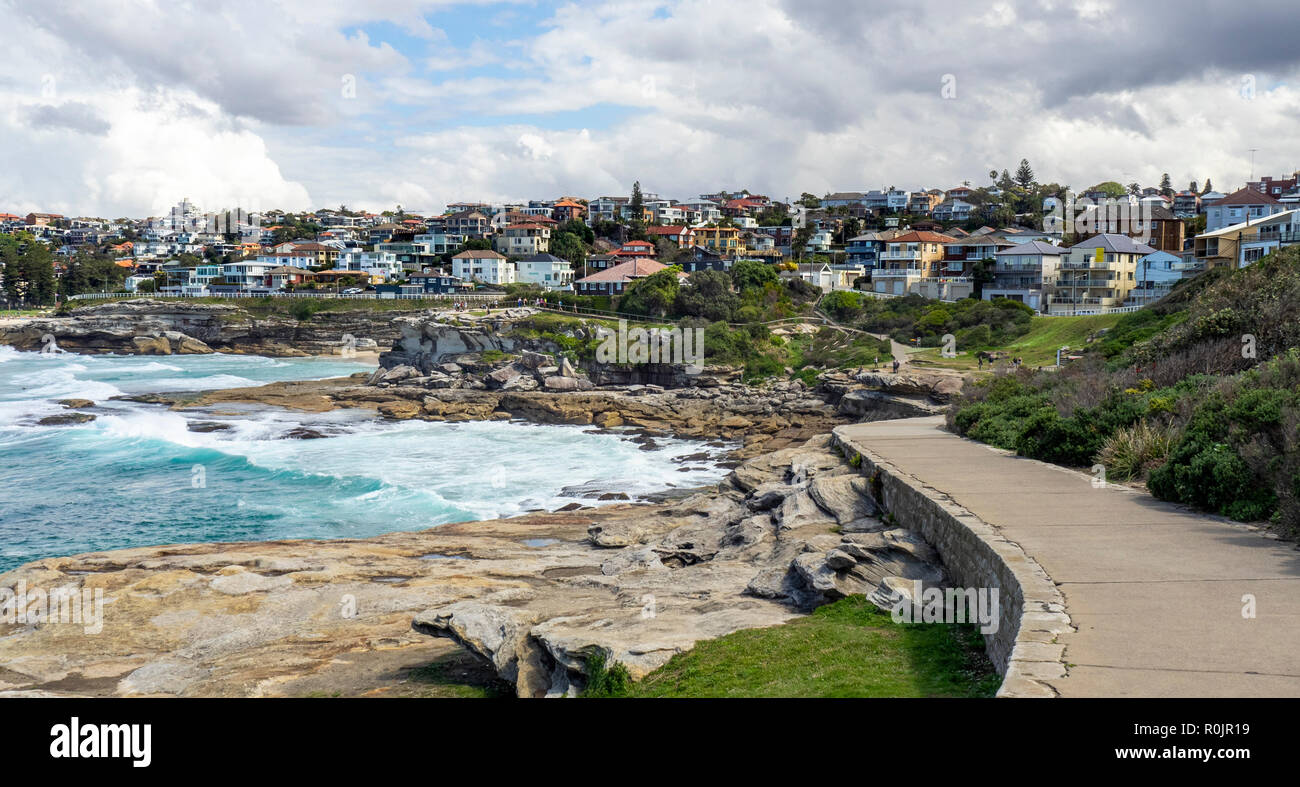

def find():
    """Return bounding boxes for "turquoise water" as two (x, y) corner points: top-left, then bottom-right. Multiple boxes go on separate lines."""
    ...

(0, 347), (731, 573)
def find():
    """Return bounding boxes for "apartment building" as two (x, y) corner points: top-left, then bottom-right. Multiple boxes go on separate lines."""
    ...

(986, 240), (1066, 311)
(1049, 233), (1155, 315)
(872, 231), (958, 296)
(495, 223), (552, 257)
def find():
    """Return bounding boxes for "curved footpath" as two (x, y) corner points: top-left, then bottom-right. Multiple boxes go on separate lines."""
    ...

(835, 416), (1300, 698)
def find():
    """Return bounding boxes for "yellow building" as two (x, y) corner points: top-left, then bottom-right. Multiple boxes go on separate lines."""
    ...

(694, 225), (743, 254)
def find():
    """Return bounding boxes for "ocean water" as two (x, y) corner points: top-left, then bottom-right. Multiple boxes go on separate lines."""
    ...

(0, 346), (732, 573)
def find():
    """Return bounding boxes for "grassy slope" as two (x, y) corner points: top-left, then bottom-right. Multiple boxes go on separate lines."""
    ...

(910, 313), (1121, 371)
(627, 596), (1000, 698)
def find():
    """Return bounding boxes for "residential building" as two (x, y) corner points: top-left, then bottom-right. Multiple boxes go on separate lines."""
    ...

(574, 258), (671, 295)
(495, 223), (552, 257)
(986, 240), (1067, 311)
(781, 262), (834, 292)
(1125, 250), (1184, 307)
(611, 239), (658, 258)
(694, 225), (742, 255)
(444, 209), (492, 238)
(932, 199), (975, 222)
(1204, 187), (1287, 232)
(1195, 209), (1300, 269)
(551, 198), (587, 223)
(255, 252), (316, 270)
(1171, 190), (1201, 217)
(339, 250), (403, 281)
(873, 231), (961, 297)
(451, 249), (514, 285)
(263, 266), (316, 291)
(389, 272), (469, 295)
(845, 230), (901, 268)
(646, 225), (696, 247)
(413, 231), (466, 256)
(1050, 233), (1156, 315)
(819, 192), (867, 209)
(516, 253), (574, 290)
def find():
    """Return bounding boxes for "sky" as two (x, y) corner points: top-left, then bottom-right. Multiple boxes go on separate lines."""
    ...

(2, 0), (1298, 218)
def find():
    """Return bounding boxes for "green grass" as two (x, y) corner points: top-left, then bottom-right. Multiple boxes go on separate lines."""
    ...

(911, 313), (1122, 371)
(626, 596), (1001, 698)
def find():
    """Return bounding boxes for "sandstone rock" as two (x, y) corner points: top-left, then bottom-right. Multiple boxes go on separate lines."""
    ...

(542, 376), (593, 391)
(379, 364), (419, 383)
(132, 335), (171, 354)
(57, 398), (95, 409)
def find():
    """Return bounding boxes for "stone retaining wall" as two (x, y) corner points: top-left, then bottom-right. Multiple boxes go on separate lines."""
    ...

(831, 427), (1071, 698)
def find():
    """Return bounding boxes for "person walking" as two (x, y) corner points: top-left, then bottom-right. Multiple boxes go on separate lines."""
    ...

(892, 359), (900, 374)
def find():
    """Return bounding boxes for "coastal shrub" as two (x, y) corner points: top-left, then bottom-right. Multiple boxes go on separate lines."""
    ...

(583, 650), (631, 698)
(821, 290), (864, 321)
(742, 354), (784, 382)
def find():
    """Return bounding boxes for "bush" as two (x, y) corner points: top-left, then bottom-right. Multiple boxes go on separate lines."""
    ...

(1097, 422), (1179, 481)
(584, 650), (631, 697)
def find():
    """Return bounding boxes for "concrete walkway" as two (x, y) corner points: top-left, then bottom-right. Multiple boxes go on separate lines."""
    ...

(837, 416), (1300, 698)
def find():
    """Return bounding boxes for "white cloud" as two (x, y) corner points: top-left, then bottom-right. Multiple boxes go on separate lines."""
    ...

(3, 0), (1299, 217)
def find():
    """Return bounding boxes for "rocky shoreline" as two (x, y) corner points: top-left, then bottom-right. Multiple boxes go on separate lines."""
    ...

(1, 300), (975, 697)
(0, 434), (945, 698)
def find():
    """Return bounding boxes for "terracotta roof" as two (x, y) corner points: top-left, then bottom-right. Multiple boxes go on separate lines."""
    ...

(504, 223), (551, 231)
(646, 225), (690, 235)
(890, 231), (957, 243)
(1215, 187), (1281, 206)
(576, 258), (667, 283)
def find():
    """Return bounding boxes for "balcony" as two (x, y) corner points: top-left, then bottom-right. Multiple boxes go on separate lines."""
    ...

(880, 250), (922, 260)
(1059, 260), (1113, 270)
(1057, 279), (1119, 288)
(873, 267), (924, 278)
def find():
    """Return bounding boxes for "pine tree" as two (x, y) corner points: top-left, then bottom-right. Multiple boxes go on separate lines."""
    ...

(629, 181), (644, 224)
(1159, 173), (1173, 196)
(1014, 159), (1035, 189)
(1189, 181), (1198, 194)
(1202, 178), (1213, 194)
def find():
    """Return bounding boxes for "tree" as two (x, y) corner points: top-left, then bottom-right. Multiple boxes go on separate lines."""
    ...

(549, 231), (587, 270)
(1189, 180), (1199, 194)
(676, 269), (739, 321)
(1202, 178), (1214, 194)
(731, 259), (778, 291)
(1014, 159), (1035, 189)
(1127, 182), (1141, 196)
(1090, 181), (1129, 200)
(798, 193), (821, 209)
(1159, 173), (1173, 196)
(629, 181), (644, 224)
(619, 266), (679, 317)
(996, 169), (1014, 191)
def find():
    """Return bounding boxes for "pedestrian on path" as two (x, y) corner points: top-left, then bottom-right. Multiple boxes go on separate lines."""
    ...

(892, 359), (900, 374)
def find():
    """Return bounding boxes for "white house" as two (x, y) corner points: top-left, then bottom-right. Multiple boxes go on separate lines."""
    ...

(516, 253), (574, 290)
(452, 250), (515, 285)
(987, 240), (1067, 311)
(339, 250), (403, 281)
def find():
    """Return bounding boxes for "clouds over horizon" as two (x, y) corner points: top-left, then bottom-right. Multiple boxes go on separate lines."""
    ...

(2, 0), (1298, 217)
